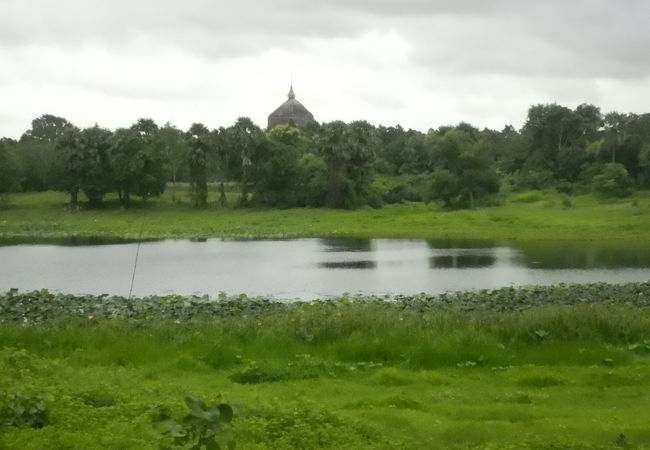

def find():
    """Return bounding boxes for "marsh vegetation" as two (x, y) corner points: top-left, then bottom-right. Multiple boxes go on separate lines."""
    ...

(2, 285), (650, 448)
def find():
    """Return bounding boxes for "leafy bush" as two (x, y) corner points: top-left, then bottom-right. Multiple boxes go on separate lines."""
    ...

(243, 401), (380, 449)
(509, 170), (555, 191)
(229, 357), (333, 384)
(370, 367), (413, 386)
(372, 174), (430, 203)
(555, 181), (575, 195)
(511, 191), (544, 203)
(591, 163), (634, 198)
(1, 391), (50, 428)
(78, 389), (117, 408)
(153, 396), (235, 450)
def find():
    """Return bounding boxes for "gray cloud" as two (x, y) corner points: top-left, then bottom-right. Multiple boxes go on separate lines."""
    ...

(1, 0), (649, 137)
(2, 0), (648, 78)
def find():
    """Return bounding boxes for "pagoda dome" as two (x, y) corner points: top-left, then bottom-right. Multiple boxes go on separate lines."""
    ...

(267, 85), (315, 129)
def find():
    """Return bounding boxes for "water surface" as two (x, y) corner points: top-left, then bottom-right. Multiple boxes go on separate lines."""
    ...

(1, 238), (649, 299)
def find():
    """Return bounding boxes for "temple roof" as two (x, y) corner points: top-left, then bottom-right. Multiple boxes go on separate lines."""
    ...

(268, 84), (315, 129)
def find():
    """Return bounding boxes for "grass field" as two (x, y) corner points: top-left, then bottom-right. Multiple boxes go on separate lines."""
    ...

(3, 189), (650, 449)
(2, 288), (650, 449)
(1, 188), (650, 241)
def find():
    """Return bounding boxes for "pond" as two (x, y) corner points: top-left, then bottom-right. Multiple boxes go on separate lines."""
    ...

(1, 238), (649, 299)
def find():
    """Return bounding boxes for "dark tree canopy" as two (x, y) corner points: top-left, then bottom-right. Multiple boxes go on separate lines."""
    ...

(4, 102), (650, 209)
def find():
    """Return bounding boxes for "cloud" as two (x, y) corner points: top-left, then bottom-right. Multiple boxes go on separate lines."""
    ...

(0, 0), (648, 137)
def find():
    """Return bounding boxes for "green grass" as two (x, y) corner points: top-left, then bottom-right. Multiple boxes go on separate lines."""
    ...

(2, 296), (650, 448)
(1, 188), (650, 240)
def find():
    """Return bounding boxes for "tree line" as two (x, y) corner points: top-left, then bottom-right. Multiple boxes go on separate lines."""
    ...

(1, 104), (649, 209)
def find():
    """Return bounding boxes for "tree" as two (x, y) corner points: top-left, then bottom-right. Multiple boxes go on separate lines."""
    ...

(158, 123), (190, 184)
(374, 125), (426, 175)
(427, 129), (500, 208)
(0, 139), (20, 200)
(429, 169), (461, 207)
(53, 126), (113, 206)
(23, 114), (74, 143)
(111, 119), (167, 207)
(14, 139), (56, 192)
(316, 120), (377, 208)
(591, 163), (633, 198)
(186, 123), (209, 208)
(522, 104), (601, 177)
(78, 126), (114, 205)
(250, 124), (306, 207)
(53, 127), (83, 206)
(209, 128), (231, 206)
(228, 117), (264, 205)
(639, 145), (650, 188)
(602, 112), (630, 164)
(16, 115), (75, 193)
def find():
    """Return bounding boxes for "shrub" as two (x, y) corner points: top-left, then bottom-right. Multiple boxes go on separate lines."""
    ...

(1, 391), (50, 428)
(555, 181), (575, 195)
(509, 170), (555, 191)
(153, 396), (235, 450)
(590, 163), (634, 198)
(511, 191), (544, 203)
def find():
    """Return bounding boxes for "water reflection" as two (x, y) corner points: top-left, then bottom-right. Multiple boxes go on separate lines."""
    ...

(0, 236), (160, 246)
(320, 237), (373, 252)
(318, 261), (376, 269)
(430, 254), (497, 269)
(513, 241), (650, 269)
(426, 239), (499, 249)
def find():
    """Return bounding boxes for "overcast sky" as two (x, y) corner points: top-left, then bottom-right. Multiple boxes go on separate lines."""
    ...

(1, 0), (649, 138)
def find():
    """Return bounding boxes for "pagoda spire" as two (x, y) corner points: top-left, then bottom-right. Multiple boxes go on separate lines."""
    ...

(288, 83), (295, 100)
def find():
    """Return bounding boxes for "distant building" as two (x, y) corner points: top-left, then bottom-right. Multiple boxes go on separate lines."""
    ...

(267, 84), (316, 129)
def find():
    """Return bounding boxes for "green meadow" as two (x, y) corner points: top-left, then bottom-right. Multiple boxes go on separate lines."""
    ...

(1, 188), (650, 241)
(2, 287), (650, 449)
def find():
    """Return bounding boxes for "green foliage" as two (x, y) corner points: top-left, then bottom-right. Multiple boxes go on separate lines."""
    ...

(53, 125), (114, 206)
(243, 402), (375, 449)
(371, 174), (429, 203)
(522, 103), (601, 174)
(1, 391), (50, 428)
(250, 125), (306, 207)
(158, 123), (190, 184)
(509, 170), (555, 191)
(14, 114), (73, 193)
(511, 191), (544, 203)
(7, 106), (650, 210)
(153, 396), (235, 450)
(2, 294), (650, 448)
(637, 145), (650, 187)
(227, 117), (265, 205)
(14, 138), (56, 192)
(78, 389), (117, 408)
(23, 114), (74, 143)
(317, 120), (378, 208)
(429, 169), (461, 206)
(427, 130), (500, 208)
(1, 281), (649, 326)
(561, 196), (573, 209)
(295, 152), (328, 206)
(228, 357), (339, 384)
(111, 119), (168, 207)
(187, 123), (209, 208)
(591, 163), (633, 198)
(0, 140), (20, 196)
